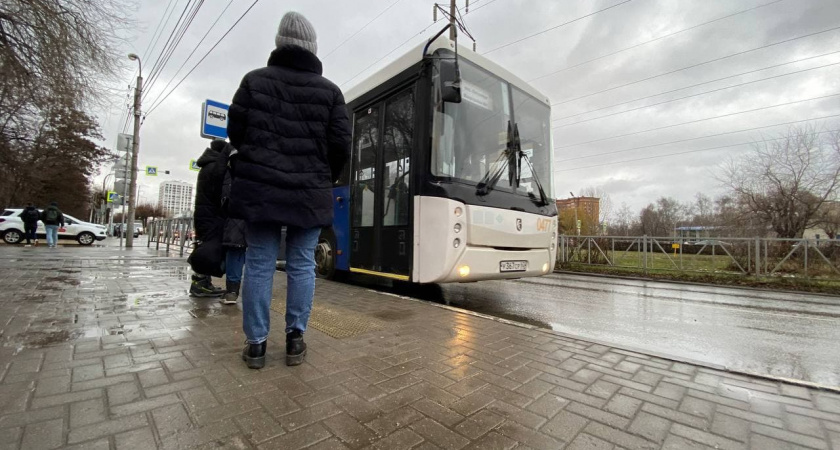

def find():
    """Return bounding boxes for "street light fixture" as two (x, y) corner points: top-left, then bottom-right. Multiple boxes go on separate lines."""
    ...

(125, 53), (143, 248)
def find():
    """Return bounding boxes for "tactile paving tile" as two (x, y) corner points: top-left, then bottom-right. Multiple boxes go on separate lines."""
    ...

(270, 299), (389, 339)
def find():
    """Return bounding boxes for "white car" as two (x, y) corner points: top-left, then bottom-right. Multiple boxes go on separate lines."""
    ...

(0, 208), (108, 245)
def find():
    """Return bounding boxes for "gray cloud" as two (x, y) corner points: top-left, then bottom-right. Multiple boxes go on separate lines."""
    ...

(96, 0), (840, 216)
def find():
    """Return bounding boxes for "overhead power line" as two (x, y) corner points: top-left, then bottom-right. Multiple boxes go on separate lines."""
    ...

(339, 0), (505, 88)
(145, 0), (235, 109)
(142, 0), (179, 67)
(554, 92), (840, 148)
(556, 129), (840, 172)
(556, 114), (840, 162)
(552, 24), (840, 107)
(144, 0), (196, 86)
(340, 17), (447, 88)
(529, 0), (786, 83)
(553, 50), (840, 123)
(323, 0), (406, 59)
(146, 0), (260, 116)
(482, 0), (633, 54)
(554, 61), (840, 128)
(144, 0), (205, 100)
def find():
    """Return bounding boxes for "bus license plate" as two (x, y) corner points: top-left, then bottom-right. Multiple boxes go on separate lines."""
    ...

(500, 261), (527, 272)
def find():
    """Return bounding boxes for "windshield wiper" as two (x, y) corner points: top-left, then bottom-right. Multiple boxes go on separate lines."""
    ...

(476, 121), (514, 196)
(514, 123), (550, 207)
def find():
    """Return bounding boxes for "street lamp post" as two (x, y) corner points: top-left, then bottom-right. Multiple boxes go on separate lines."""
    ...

(126, 53), (143, 248)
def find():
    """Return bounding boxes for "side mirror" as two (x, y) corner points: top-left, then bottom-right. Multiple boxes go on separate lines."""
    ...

(439, 59), (462, 104)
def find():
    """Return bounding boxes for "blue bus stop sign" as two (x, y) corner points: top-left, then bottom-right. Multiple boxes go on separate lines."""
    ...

(201, 99), (229, 139)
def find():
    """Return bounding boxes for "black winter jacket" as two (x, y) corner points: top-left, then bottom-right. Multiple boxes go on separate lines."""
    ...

(193, 140), (228, 242)
(227, 45), (351, 228)
(20, 206), (40, 227)
(193, 140), (246, 247)
(40, 206), (64, 226)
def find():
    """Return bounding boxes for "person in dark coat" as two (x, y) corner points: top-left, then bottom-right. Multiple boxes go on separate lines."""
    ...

(19, 204), (41, 246)
(40, 202), (64, 248)
(187, 140), (227, 297)
(188, 139), (248, 300)
(227, 11), (351, 369)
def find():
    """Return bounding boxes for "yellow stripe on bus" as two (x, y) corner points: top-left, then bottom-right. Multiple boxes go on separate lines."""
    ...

(349, 267), (410, 281)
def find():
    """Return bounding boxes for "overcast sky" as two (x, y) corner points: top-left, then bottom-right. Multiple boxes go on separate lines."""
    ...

(97, 0), (840, 215)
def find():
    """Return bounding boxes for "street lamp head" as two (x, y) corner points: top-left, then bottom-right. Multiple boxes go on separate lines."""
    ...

(128, 53), (139, 61)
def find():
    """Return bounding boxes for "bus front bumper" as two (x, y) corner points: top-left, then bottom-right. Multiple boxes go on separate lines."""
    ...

(438, 246), (553, 283)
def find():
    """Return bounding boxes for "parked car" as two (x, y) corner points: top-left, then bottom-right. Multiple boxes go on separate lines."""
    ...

(0, 208), (108, 245)
(113, 223), (140, 238)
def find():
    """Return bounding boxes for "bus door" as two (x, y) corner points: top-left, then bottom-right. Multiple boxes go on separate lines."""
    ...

(349, 87), (415, 280)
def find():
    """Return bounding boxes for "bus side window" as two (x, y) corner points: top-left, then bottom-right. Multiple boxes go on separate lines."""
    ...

(382, 89), (414, 227)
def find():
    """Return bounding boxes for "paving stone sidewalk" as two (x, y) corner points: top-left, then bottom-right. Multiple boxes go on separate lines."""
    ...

(0, 245), (839, 450)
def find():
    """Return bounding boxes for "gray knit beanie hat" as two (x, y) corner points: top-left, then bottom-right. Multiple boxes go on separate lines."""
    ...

(275, 11), (317, 55)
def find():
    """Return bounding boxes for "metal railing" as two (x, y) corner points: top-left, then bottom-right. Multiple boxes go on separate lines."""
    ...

(558, 235), (840, 283)
(146, 218), (194, 257)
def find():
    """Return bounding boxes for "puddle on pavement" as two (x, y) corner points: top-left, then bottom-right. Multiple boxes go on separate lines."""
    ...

(43, 275), (80, 286)
(6, 330), (85, 348)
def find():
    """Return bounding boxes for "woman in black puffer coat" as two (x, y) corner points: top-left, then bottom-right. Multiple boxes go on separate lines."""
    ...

(227, 11), (351, 369)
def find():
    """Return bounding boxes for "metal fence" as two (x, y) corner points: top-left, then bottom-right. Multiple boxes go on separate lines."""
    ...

(558, 235), (840, 283)
(146, 218), (194, 257)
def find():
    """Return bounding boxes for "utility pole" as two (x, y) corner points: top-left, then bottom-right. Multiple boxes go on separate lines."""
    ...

(126, 53), (143, 248)
(449, 0), (457, 41)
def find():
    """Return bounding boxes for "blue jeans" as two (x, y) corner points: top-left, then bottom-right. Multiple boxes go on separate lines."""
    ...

(225, 247), (246, 283)
(45, 225), (59, 247)
(242, 224), (321, 344)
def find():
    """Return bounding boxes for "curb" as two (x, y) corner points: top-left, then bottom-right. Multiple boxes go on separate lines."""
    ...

(373, 290), (840, 395)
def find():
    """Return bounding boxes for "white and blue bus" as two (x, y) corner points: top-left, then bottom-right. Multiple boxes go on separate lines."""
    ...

(313, 32), (557, 283)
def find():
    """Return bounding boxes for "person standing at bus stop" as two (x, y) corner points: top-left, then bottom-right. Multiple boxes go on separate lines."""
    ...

(227, 11), (350, 369)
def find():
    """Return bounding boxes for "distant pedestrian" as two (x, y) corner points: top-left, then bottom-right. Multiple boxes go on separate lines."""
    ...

(19, 204), (40, 246)
(40, 202), (64, 248)
(227, 11), (351, 369)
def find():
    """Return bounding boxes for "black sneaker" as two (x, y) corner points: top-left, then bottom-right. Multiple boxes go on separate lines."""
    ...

(286, 330), (307, 366)
(190, 275), (224, 298)
(220, 280), (240, 305)
(242, 341), (266, 369)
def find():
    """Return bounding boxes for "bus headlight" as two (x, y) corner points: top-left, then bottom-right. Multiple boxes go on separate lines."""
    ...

(454, 207), (463, 217)
(458, 266), (470, 277)
(453, 238), (461, 248)
(454, 223), (461, 233)
(542, 263), (549, 273)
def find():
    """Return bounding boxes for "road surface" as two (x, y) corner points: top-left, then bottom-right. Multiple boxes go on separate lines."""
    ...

(383, 273), (840, 388)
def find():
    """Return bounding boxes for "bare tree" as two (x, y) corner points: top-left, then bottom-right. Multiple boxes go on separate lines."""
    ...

(638, 197), (688, 236)
(579, 185), (613, 228)
(719, 126), (840, 238)
(610, 202), (636, 236)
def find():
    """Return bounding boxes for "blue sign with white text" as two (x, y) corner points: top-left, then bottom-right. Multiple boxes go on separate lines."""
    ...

(201, 100), (229, 139)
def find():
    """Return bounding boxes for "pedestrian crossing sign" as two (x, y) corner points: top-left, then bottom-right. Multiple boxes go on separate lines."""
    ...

(189, 160), (200, 171)
(107, 191), (119, 203)
(146, 166), (158, 176)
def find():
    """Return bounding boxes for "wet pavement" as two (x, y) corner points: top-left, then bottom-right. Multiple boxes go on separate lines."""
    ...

(1, 246), (840, 449)
(401, 273), (840, 389)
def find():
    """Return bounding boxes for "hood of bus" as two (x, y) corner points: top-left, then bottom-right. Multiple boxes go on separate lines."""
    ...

(466, 205), (554, 249)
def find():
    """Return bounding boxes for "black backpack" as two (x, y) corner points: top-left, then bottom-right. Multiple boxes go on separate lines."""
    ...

(44, 208), (59, 223)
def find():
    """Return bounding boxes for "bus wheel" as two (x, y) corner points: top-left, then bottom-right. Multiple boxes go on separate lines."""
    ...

(314, 232), (336, 279)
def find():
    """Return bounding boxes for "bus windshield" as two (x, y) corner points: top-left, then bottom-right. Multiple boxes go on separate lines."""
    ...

(431, 57), (552, 200)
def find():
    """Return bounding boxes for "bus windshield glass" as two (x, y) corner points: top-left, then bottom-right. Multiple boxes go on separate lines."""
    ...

(431, 57), (551, 199)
